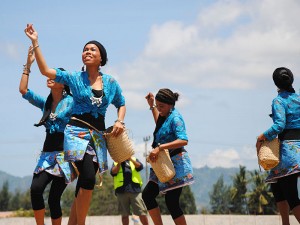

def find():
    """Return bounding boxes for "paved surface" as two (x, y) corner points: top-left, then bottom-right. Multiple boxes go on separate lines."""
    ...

(0, 215), (299, 225)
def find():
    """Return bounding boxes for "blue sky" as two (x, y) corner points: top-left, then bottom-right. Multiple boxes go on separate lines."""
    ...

(1, 0), (300, 177)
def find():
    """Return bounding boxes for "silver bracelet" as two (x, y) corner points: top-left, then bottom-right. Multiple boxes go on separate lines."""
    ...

(149, 105), (156, 110)
(115, 119), (125, 125)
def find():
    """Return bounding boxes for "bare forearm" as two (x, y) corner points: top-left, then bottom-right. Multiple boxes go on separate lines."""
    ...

(117, 105), (126, 121)
(151, 107), (159, 123)
(19, 74), (29, 95)
(19, 46), (35, 95)
(31, 42), (56, 79)
(159, 139), (188, 150)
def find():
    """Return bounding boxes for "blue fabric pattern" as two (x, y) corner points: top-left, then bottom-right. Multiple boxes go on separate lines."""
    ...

(64, 125), (108, 173)
(150, 108), (194, 193)
(54, 69), (125, 118)
(263, 91), (300, 182)
(22, 89), (74, 183)
(23, 89), (74, 133)
(54, 68), (125, 173)
(34, 151), (75, 183)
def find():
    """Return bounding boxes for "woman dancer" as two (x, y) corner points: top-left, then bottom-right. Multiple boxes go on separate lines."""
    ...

(256, 67), (300, 225)
(25, 24), (126, 225)
(142, 88), (194, 225)
(19, 46), (73, 225)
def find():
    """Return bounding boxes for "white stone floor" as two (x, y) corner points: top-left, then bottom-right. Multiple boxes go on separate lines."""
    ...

(0, 215), (299, 225)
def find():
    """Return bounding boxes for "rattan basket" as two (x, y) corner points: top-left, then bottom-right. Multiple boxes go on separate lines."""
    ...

(104, 126), (134, 163)
(147, 149), (176, 183)
(258, 138), (280, 170)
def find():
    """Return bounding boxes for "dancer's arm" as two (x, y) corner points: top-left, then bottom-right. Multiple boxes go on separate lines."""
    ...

(19, 46), (35, 95)
(24, 23), (56, 79)
(145, 92), (159, 123)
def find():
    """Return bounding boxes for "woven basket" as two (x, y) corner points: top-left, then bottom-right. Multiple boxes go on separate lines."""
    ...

(147, 149), (176, 183)
(258, 138), (280, 170)
(104, 126), (134, 163)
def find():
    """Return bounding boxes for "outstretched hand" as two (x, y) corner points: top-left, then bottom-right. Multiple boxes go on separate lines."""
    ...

(24, 24), (38, 43)
(145, 92), (155, 107)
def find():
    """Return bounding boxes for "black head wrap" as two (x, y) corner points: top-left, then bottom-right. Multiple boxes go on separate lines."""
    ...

(83, 40), (107, 66)
(273, 67), (295, 93)
(34, 68), (71, 127)
(155, 88), (179, 106)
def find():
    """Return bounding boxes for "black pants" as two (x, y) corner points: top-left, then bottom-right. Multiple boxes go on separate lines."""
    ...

(30, 171), (67, 219)
(271, 173), (300, 210)
(74, 153), (99, 197)
(142, 181), (183, 220)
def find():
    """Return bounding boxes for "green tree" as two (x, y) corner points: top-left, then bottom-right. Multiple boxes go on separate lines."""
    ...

(229, 165), (248, 214)
(209, 175), (231, 214)
(9, 190), (21, 210)
(19, 189), (32, 210)
(247, 170), (275, 214)
(0, 181), (10, 211)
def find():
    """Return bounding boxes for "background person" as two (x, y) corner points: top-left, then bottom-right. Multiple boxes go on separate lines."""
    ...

(256, 67), (300, 225)
(19, 46), (73, 225)
(142, 88), (194, 225)
(24, 23), (126, 225)
(111, 157), (149, 225)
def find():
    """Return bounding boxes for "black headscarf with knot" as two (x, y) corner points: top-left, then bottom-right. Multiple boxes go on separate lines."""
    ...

(83, 40), (107, 66)
(152, 88), (179, 148)
(273, 67), (295, 93)
(155, 88), (178, 105)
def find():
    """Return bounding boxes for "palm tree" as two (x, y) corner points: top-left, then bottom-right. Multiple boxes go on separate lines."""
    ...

(209, 175), (231, 214)
(229, 165), (248, 214)
(247, 170), (275, 214)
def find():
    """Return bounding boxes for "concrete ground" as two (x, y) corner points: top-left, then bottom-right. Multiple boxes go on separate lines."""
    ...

(0, 215), (299, 225)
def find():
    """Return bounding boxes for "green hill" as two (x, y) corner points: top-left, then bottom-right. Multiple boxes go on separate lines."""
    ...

(190, 166), (239, 210)
(0, 167), (239, 210)
(0, 171), (32, 193)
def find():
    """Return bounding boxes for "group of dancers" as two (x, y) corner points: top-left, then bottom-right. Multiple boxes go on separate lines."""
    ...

(22, 23), (194, 225)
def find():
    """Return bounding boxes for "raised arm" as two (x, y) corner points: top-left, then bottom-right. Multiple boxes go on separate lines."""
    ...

(19, 46), (35, 95)
(24, 24), (56, 79)
(145, 92), (159, 123)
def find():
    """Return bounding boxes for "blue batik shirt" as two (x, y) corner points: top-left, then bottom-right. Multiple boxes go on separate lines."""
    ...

(54, 69), (125, 118)
(22, 89), (73, 133)
(264, 91), (300, 140)
(154, 108), (188, 146)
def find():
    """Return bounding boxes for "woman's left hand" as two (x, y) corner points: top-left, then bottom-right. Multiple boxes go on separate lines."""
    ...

(27, 46), (35, 65)
(256, 134), (266, 154)
(149, 147), (160, 162)
(111, 121), (125, 137)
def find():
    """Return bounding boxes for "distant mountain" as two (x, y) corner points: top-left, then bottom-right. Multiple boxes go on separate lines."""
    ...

(190, 166), (239, 210)
(0, 171), (32, 193)
(0, 166), (239, 209)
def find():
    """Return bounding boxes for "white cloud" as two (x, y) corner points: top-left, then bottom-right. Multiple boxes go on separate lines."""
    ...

(115, 0), (300, 95)
(0, 42), (22, 61)
(206, 148), (240, 168)
(191, 146), (258, 169)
